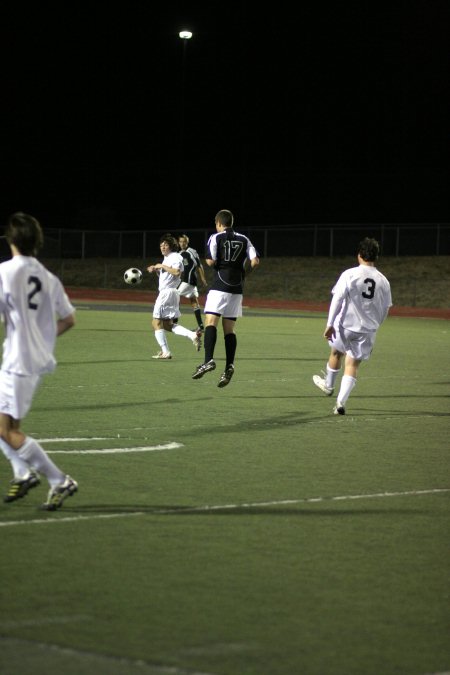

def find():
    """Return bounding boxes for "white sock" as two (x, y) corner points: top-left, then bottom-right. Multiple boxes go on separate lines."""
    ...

(18, 437), (65, 487)
(326, 365), (340, 389)
(155, 329), (170, 353)
(172, 324), (195, 340)
(0, 439), (31, 480)
(337, 375), (357, 405)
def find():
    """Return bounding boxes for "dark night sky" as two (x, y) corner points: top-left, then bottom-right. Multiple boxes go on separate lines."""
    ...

(2, 2), (449, 230)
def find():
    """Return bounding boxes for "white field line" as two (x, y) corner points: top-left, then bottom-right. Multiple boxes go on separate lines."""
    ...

(37, 437), (116, 443)
(47, 441), (184, 454)
(0, 488), (448, 528)
(0, 636), (216, 675)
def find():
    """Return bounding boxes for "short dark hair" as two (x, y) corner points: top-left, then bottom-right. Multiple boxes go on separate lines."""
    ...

(159, 233), (179, 251)
(5, 212), (44, 256)
(215, 209), (234, 228)
(358, 237), (380, 262)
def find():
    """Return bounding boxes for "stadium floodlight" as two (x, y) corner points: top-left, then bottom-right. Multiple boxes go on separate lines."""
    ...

(176, 30), (193, 225)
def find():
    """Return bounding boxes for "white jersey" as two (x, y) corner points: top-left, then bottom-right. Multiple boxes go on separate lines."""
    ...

(158, 252), (184, 291)
(0, 255), (75, 376)
(327, 264), (392, 333)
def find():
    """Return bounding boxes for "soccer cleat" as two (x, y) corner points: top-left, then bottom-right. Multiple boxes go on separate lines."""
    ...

(41, 475), (78, 511)
(313, 374), (334, 396)
(333, 401), (346, 415)
(3, 471), (40, 503)
(152, 351), (172, 359)
(192, 359), (216, 379)
(192, 328), (202, 352)
(218, 364), (235, 388)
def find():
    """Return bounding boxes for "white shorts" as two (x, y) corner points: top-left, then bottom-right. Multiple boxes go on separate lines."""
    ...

(204, 290), (243, 318)
(153, 288), (181, 320)
(177, 282), (199, 299)
(331, 325), (377, 361)
(0, 370), (41, 420)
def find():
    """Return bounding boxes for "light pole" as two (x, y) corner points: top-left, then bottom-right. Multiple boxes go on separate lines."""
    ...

(177, 30), (192, 227)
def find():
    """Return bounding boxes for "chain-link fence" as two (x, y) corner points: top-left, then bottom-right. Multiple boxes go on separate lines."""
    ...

(35, 223), (450, 259)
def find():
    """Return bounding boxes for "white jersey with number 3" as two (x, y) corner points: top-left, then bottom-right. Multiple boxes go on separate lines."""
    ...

(0, 255), (75, 376)
(327, 264), (392, 333)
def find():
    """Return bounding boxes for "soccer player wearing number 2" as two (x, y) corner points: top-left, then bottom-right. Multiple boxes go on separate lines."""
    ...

(313, 237), (392, 415)
(0, 212), (78, 509)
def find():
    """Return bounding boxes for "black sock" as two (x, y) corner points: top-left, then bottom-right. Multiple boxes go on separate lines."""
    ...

(194, 308), (203, 328)
(224, 333), (237, 368)
(204, 325), (217, 362)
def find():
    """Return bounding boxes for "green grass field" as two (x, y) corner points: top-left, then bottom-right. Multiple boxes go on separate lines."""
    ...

(0, 304), (449, 675)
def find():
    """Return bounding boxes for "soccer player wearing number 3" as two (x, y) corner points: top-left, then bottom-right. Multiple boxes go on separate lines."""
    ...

(313, 237), (392, 415)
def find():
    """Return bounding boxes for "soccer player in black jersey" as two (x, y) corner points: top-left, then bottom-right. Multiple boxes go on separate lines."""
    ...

(192, 209), (259, 387)
(177, 234), (207, 331)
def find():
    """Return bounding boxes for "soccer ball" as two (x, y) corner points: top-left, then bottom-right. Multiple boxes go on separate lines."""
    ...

(124, 268), (143, 285)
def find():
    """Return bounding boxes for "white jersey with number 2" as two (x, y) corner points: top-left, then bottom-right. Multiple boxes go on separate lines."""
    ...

(0, 255), (75, 376)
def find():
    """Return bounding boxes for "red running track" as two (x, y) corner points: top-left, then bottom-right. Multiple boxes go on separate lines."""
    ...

(66, 287), (450, 320)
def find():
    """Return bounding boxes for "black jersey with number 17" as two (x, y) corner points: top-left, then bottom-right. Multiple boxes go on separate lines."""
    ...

(206, 229), (258, 294)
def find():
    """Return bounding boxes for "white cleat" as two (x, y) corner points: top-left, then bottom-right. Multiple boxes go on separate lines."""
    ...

(313, 374), (334, 396)
(41, 475), (78, 511)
